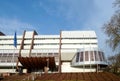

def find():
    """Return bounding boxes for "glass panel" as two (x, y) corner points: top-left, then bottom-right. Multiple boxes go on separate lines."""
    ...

(80, 52), (83, 62)
(48, 53), (53, 55)
(99, 51), (102, 61)
(31, 53), (36, 57)
(94, 51), (98, 61)
(85, 51), (89, 61)
(37, 53), (41, 56)
(90, 51), (94, 61)
(101, 52), (105, 61)
(3, 53), (8, 56)
(76, 52), (79, 62)
(15, 53), (19, 57)
(54, 53), (58, 56)
(0, 53), (2, 56)
(9, 53), (13, 56)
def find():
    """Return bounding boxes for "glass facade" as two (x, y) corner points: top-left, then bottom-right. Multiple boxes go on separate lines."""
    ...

(76, 50), (106, 62)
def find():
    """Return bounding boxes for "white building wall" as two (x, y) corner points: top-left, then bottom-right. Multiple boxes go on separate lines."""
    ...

(0, 30), (100, 73)
(61, 62), (96, 73)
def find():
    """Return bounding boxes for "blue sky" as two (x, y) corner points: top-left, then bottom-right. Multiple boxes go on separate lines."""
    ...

(0, 0), (116, 56)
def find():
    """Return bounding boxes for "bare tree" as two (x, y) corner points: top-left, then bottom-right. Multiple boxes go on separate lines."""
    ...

(107, 53), (120, 73)
(103, 13), (120, 51)
(103, 0), (120, 52)
(103, 0), (120, 73)
(114, 0), (120, 8)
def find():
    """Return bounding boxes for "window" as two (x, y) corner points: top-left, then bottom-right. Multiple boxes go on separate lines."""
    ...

(90, 51), (94, 61)
(85, 51), (89, 61)
(94, 51), (100, 61)
(94, 51), (98, 61)
(54, 53), (58, 56)
(76, 52), (79, 62)
(101, 52), (105, 61)
(37, 53), (41, 56)
(98, 51), (102, 61)
(48, 53), (53, 56)
(80, 52), (83, 62)
(0, 53), (2, 56)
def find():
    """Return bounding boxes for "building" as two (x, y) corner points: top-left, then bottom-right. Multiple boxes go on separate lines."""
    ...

(0, 30), (107, 73)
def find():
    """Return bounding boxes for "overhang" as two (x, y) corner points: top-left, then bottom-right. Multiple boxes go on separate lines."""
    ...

(18, 57), (56, 71)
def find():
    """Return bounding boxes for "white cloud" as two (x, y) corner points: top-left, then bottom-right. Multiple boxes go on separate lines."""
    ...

(0, 18), (35, 35)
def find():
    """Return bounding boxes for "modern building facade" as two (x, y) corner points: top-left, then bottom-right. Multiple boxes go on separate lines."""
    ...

(0, 30), (107, 73)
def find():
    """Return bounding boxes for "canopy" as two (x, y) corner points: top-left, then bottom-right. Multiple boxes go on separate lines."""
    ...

(18, 57), (56, 71)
